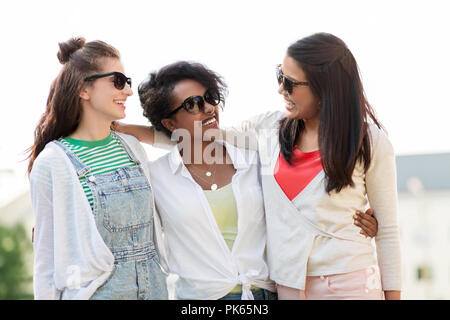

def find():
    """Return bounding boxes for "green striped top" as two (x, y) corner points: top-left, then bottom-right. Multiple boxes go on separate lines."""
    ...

(58, 132), (136, 210)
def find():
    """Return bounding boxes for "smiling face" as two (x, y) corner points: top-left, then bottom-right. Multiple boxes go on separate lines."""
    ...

(278, 55), (320, 121)
(80, 57), (133, 121)
(161, 79), (220, 140)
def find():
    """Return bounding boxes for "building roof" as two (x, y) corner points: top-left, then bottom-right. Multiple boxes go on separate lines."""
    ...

(396, 153), (450, 192)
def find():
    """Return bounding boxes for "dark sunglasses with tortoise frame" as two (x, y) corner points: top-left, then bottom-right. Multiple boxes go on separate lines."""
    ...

(84, 71), (132, 90)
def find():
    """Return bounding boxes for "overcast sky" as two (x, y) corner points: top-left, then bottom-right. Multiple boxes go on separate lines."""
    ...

(1, 0), (449, 175)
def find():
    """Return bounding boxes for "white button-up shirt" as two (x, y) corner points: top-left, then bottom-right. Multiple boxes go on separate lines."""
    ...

(147, 141), (276, 300)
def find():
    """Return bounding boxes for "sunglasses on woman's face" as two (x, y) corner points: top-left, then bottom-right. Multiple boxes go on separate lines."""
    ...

(167, 91), (221, 117)
(276, 64), (309, 94)
(84, 72), (132, 90)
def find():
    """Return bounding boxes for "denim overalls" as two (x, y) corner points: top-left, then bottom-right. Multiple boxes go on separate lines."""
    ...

(55, 134), (168, 300)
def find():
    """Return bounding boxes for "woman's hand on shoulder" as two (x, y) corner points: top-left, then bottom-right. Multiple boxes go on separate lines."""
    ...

(112, 121), (155, 145)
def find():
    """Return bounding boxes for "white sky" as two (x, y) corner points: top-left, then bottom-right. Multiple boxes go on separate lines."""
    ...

(1, 0), (449, 176)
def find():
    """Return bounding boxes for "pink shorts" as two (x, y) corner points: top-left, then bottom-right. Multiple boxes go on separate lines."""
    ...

(277, 266), (384, 300)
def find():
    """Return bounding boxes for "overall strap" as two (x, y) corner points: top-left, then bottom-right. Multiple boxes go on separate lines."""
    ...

(53, 140), (91, 178)
(112, 132), (141, 165)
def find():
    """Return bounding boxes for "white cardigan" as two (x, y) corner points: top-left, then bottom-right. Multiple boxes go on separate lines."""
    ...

(30, 133), (166, 300)
(221, 111), (402, 291)
(147, 142), (276, 299)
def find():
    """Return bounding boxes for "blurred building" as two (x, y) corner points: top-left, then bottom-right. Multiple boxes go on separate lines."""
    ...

(396, 152), (450, 299)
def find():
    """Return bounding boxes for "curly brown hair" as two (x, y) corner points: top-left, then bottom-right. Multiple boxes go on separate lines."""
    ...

(138, 61), (228, 137)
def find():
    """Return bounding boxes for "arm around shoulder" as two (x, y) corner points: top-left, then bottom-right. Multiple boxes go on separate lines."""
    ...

(113, 121), (155, 145)
(222, 110), (284, 150)
(113, 121), (177, 150)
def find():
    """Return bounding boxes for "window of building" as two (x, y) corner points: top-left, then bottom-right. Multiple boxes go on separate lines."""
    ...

(416, 265), (433, 281)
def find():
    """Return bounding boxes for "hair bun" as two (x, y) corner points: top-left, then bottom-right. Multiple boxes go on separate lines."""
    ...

(57, 37), (86, 64)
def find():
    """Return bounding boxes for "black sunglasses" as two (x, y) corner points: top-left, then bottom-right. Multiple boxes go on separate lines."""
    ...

(276, 64), (309, 94)
(167, 91), (221, 117)
(84, 72), (132, 90)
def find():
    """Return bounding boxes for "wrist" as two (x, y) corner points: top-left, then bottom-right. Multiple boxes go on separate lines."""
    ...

(384, 290), (401, 300)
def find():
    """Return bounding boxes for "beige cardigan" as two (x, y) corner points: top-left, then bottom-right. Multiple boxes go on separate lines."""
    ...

(220, 110), (402, 291)
(154, 110), (402, 290)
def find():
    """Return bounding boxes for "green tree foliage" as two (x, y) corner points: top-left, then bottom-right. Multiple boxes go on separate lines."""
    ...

(0, 223), (33, 299)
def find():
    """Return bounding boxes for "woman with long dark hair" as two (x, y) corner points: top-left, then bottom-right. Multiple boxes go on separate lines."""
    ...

(224, 32), (401, 299)
(27, 37), (168, 299)
(116, 32), (399, 300)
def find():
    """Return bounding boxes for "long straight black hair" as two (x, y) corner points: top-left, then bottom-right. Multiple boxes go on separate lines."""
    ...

(279, 32), (383, 193)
